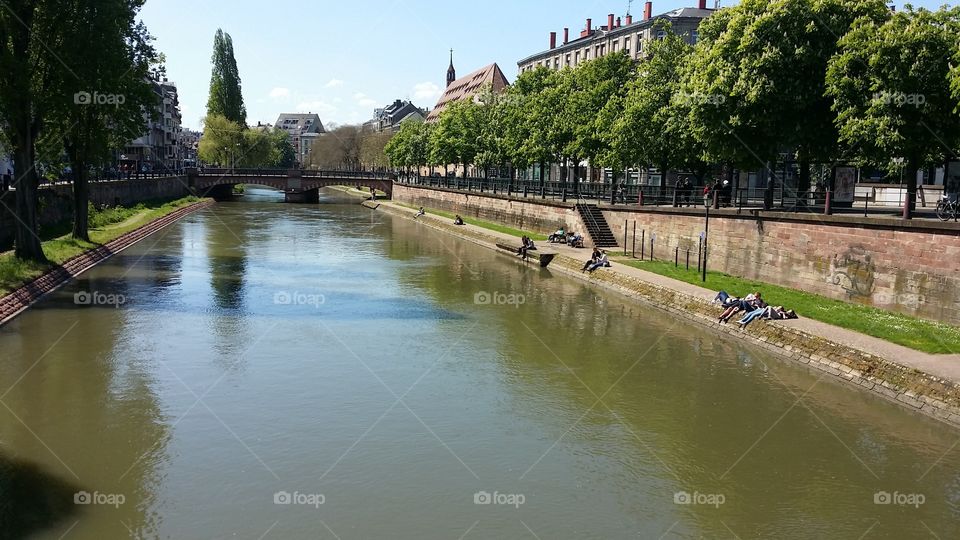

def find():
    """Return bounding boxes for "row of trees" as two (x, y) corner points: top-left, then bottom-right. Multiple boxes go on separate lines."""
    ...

(386, 0), (960, 218)
(0, 0), (162, 260)
(305, 125), (393, 170)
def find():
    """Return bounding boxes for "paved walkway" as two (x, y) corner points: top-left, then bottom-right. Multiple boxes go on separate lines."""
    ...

(382, 201), (960, 385)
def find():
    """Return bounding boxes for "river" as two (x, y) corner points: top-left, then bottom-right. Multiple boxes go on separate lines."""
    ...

(1, 187), (958, 539)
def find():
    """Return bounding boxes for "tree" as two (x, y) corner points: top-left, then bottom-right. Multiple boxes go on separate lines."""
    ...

(307, 125), (363, 169)
(606, 22), (696, 192)
(44, 0), (160, 241)
(359, 129), (394, 170)
(431, 100), (481, 178)
(206, 29), (246, 126)
(828, 5), (960, 218)
(271, 129), (296, 168)
(503, 68), (556, 191)
(198, 114), (244, 166)
(565, 51), (634, 193)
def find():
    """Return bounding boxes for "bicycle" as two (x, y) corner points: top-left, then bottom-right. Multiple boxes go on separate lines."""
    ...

(936, 196), (959, 222)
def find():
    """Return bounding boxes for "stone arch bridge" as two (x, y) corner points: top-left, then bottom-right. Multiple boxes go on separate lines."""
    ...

(186, 168), (394, 203)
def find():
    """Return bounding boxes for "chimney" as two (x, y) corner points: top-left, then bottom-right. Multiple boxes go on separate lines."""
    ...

(586, 18), (592, 32)
(564, 27), (569, 43)
(626, 14), (633, 25)
(644, 1), (652, 21)
(616, 16), (622, 28)
(550, 31), (557, 49)
(699, 0), (707, 8)
(608, 14), (615, 32)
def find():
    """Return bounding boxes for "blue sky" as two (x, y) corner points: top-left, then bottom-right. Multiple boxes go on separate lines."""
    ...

(139, 0), (948, 130)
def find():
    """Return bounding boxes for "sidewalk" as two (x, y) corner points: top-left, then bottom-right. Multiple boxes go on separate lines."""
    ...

(376, 199), (960, 426)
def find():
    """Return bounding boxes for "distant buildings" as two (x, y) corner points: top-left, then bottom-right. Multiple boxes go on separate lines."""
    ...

(180, 128), (201, 166)
(425, 52), (510, 123)
(121, 79), (183, 172)
(363, 99), (428, 132)
(275, 113), (325, 166)
(517, 1), (714, 73)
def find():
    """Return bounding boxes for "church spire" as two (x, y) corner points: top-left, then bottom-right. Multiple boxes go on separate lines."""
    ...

(446, 49), (456, 88)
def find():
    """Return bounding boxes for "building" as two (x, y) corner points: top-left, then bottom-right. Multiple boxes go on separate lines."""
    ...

(425, 52), (510, 123)
(275, 113), (325, 166)
(363, 99), (428, 132)
(180, 128), (201, 167)
(517, 1), (714, 74)
(122, 79), (183, 172)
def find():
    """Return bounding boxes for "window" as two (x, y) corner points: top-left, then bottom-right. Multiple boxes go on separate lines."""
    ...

(565, 54), (571, 66)
(624, 38), (631, 55)
(690, 31), (699, 44)
(657, 30), (667, 40)
(575, 51), (580, 65)
(612, 40), (619, 52)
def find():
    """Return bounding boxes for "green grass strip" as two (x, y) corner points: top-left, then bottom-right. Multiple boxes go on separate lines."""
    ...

(0, 195), (202, 296)
(616, 257), (960, 354)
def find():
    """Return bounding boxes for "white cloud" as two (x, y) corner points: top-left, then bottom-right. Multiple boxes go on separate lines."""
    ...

(325, 79), (344, 88)
(269, 87), (290, 99)
(412, 82), (442, 102)
(353, 93), (377, 109)
(296, 100), (337, 115)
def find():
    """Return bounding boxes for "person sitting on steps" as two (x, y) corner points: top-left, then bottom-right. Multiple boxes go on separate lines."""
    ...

(582, 248), (601, 271)
(414, 207), (425, 219)
(453, 215), (464, 225)
(587, 250), (610, 273)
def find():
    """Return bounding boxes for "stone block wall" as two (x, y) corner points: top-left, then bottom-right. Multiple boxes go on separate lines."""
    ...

(602, 207), (960, 325)
(0, 176), (190, 251)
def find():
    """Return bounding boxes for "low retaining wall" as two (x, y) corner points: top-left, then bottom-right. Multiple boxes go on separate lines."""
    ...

(0, 199), (214, 326)
(0, 177), (190, 250)
(392, 183), (960, 325)
(376, 201), (960, 429)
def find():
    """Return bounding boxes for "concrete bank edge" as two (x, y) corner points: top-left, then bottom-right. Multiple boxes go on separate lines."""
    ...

(375, 200), (960, 429)
(0, 199), (216, 327)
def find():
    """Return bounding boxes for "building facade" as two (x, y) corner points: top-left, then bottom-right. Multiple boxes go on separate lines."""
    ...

(517, 1), (714, 74)
(363, 99), (428, 132)
(275, 113), (325, 166)
(425, 59), (510, 123)
(122, 80), (183, 172)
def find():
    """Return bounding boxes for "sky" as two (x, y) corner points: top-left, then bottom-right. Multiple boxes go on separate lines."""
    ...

(138, 0), (949, 131)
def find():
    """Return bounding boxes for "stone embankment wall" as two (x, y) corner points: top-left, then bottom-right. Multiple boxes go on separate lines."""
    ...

(377, 200), (960, 429)
(393, 184), (960, 325)
(0, 176), (190, 250)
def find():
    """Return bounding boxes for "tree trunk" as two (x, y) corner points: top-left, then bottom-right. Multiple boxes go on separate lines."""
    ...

(12, 139), (46, 262)
(798, 152), (811, 206)
(539, 160), (546, 198)
(903, 155), (919, 220)
(71, 157), (90, 242)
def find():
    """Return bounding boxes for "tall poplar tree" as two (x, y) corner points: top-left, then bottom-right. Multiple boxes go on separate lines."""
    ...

(207, 29), (246, 126)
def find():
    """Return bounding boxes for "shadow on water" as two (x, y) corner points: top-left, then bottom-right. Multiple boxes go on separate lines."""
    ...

(0, 453), (79, 540)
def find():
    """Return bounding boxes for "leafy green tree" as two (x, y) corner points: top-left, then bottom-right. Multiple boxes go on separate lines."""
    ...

(271, 129), (296, 168)
(198, 114), (244, 166)
(503, 68), (555, 192)
(44, 0), (160, 241)
(565, 52), (634, 194)
(0, 1), (70, 261)
(606, 22), (695, 193)
(431, 100), (480, 178)
(207, 29), (247, 126)
(828, 5), (960, 218)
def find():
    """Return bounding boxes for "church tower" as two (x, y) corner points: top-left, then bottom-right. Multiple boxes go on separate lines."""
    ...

(446, 49), (456, 88)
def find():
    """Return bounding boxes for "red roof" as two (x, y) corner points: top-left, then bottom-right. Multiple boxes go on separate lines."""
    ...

(426, 63), (510, 122)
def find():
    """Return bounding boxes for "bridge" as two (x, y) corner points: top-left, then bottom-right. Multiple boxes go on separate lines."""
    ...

(185, 168), (395, 203)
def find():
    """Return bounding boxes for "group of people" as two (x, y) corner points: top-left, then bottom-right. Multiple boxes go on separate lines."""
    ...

(581, 248), (610, 273)
(548, 227), (584, 248)
(704, 179), (734, 207)
(713, 290), (798, 329)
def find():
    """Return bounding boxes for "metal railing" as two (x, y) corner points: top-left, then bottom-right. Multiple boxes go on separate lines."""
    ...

(194, 168), (394, 180)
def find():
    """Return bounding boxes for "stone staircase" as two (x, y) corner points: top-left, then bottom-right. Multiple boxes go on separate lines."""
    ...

(575, 204), (619, 248)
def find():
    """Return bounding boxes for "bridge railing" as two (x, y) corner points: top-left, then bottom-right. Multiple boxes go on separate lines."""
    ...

(193, 168), (394, 180)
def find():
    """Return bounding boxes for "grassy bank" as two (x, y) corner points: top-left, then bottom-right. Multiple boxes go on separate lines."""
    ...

(395, 202), (548, 241)
(0, 196), (202, 296)
(616, 257), (960, 354)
